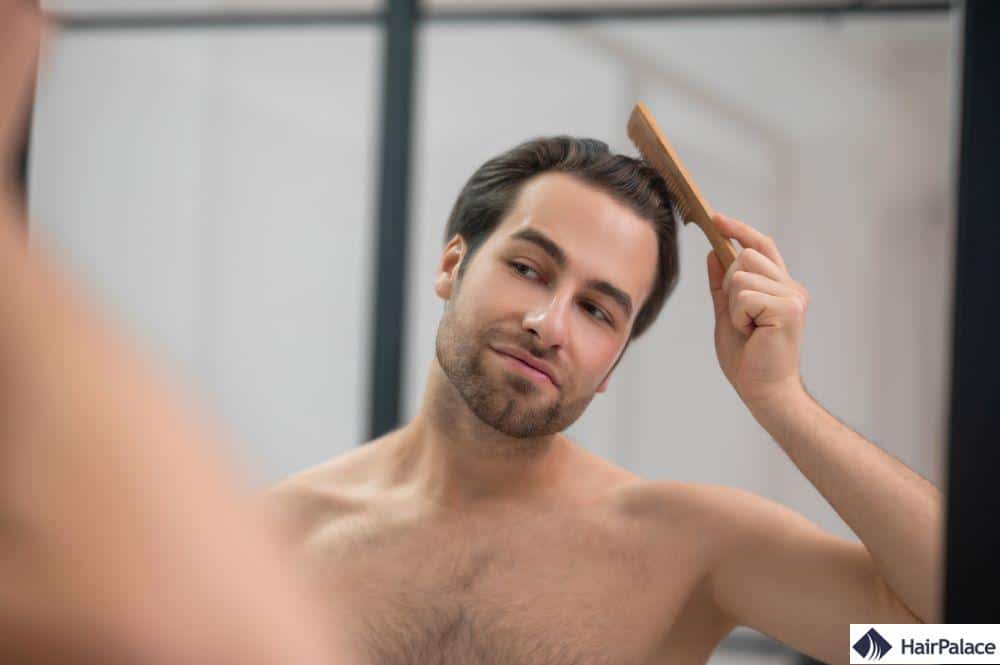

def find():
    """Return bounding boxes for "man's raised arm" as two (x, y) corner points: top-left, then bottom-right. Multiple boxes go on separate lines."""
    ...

(704, 212), (943, 627)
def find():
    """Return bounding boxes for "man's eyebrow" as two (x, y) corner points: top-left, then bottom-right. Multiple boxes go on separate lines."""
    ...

(584, 279), (633, 321)
(508, 228), (633, 320)
(509, 228), (567, 269)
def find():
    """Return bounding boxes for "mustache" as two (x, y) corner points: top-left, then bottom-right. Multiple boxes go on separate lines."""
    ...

(484, 332), (552, 360)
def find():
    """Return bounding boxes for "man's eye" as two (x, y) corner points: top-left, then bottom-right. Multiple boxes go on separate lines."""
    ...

(510, 261), (540, 280)
(582, 302), (611, 324)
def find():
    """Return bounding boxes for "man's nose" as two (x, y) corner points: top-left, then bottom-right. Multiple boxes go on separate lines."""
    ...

(522, 291), (571, 349)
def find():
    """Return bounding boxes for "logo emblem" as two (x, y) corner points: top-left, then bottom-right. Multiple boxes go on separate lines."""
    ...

(853, 628), (892, 661)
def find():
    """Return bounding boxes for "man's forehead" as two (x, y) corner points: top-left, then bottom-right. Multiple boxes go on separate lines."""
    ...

(511, 171), (621, 219)
(492, 174), (660, 309)
(500, 172), (652, 240)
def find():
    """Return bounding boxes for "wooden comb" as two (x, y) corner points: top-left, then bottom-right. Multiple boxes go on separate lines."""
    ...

(626, 102), (739, 273)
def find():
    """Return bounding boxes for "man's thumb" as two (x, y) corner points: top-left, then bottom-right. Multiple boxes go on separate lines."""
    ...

(706, 250), (728, 319)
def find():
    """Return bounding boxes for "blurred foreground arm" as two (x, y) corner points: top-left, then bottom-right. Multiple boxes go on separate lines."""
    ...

(0, 5), (351, 663)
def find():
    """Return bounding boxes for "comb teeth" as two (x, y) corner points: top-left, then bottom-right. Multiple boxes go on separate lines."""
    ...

(634, 142), (690, 221)
(627, 102), (711, 227)
(660, 164), (691, 220)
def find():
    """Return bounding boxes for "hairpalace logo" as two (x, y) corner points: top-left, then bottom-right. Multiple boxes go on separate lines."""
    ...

(854, 627), (893, 661)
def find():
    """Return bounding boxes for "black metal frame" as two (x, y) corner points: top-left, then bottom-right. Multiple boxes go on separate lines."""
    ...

(943, 0), (999, 623)
(15, 121), (30, 222)
(55, 2), (954, 31)
(57, 10), (383, 30)
(369, 0), (418, 440)
(34, 0), (992, 632)
(13, 34), (36, 225)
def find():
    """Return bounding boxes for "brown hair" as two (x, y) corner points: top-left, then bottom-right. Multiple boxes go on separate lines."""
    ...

(444, 135), (680, 340)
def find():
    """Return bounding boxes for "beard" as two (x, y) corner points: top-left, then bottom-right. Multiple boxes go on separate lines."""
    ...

(434, 297), (595, 440)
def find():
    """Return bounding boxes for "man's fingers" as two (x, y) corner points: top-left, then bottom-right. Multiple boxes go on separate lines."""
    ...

(707, 249), (726, 290)
(713, 213), (787, 272)
(722, 247), (787, 293)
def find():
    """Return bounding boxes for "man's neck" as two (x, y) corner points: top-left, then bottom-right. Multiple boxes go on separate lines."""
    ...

(386, 360), (571, 510)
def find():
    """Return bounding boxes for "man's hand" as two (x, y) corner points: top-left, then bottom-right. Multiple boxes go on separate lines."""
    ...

(706, 213), (810, 407)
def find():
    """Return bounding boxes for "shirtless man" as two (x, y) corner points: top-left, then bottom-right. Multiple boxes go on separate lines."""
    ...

(269, 140), (944, 664)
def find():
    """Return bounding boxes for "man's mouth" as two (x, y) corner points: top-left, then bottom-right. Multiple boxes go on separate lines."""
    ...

(489, 347), (559, 388)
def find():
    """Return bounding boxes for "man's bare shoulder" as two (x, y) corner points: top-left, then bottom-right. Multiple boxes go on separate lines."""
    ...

(264, 439), (386, 542)
(613, 479), (813, 562)
(609, 479), (759, 540)
(642, 481), (804, 533)
(614, 478), (764, 517)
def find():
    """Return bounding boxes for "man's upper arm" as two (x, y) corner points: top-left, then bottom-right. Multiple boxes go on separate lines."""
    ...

(684, 483), (922, 665)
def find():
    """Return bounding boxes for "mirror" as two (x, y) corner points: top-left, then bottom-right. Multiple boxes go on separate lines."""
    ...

(28, 2), (957, 662)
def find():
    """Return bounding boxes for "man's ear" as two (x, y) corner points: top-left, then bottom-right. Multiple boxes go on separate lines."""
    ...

(435, 234), (466, 301)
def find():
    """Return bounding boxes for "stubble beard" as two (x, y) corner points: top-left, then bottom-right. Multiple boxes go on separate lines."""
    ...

(434, 300), (595, 441)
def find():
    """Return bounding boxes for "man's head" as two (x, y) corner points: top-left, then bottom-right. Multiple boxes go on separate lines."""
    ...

(433, 136), (680, 439)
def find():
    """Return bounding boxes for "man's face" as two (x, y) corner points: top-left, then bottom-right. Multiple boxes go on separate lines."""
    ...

(434, 171), (659, 439)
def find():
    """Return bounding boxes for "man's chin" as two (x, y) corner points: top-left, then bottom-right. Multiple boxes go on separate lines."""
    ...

(477, 395), (565, 439)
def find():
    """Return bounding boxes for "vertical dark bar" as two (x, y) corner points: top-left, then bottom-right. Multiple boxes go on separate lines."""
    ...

(15, 119), (30, 223)
(943, 0), (1000, 622)
(13, 29), (36, 228)
(367, 0), (418, 440)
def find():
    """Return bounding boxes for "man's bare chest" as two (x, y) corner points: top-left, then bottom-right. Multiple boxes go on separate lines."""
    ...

(307, 499), (715, 665)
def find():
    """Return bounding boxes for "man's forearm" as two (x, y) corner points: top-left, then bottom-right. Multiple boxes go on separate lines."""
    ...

(746, 385), (944, 623)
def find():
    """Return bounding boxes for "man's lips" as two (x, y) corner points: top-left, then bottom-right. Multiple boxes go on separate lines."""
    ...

(489, 346), (560, 388)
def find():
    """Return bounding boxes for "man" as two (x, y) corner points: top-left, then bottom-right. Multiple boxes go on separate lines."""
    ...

(269, 138), (943, 664)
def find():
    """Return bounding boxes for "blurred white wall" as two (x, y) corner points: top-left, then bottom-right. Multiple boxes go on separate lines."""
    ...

(29, 26), (380, 483)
